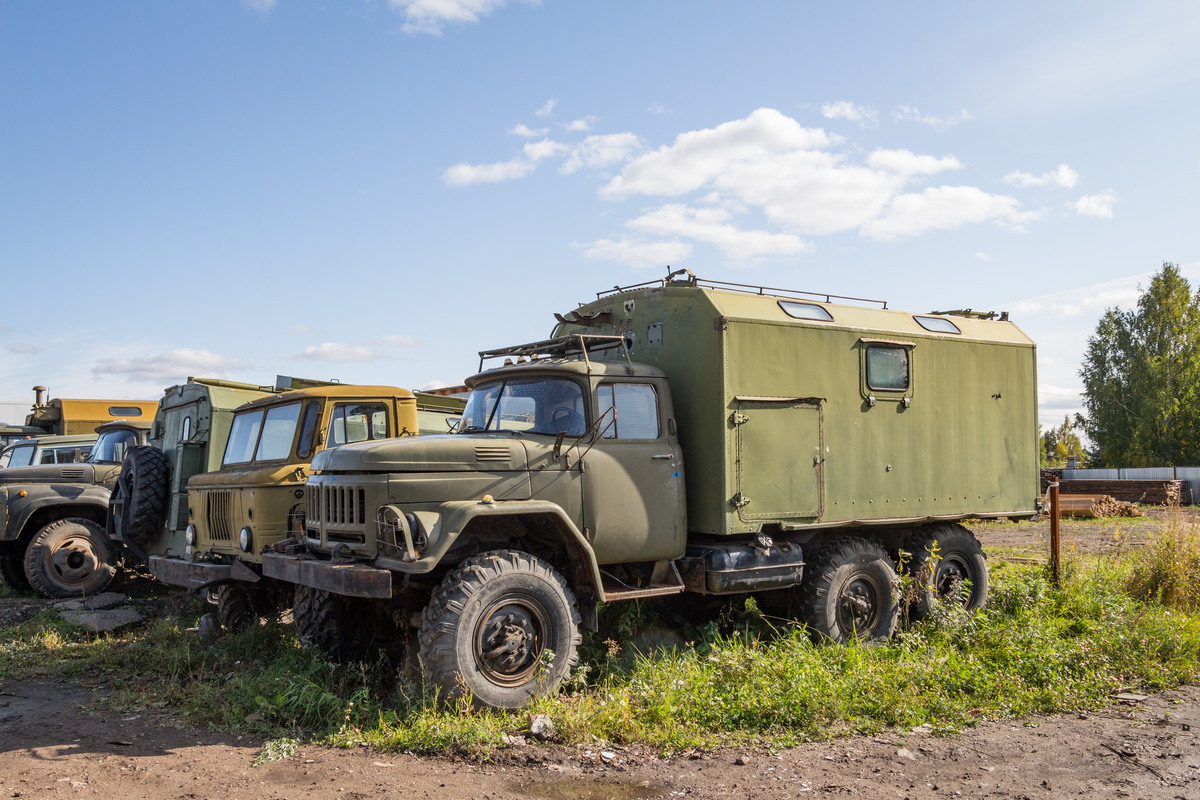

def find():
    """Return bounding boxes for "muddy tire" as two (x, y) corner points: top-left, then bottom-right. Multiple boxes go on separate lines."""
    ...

(293, 585), (364, 662)
(1, 553), (31, 591)
(904, 524), (989, 620)
(217, 583), (274, 631)
(23, 518), (116, 598)
(796, 537), (899, 643)
(418, 549), (580, 709)
(113, 446), (170, 547)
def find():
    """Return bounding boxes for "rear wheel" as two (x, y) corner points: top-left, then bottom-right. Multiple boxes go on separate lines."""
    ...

(796, 537), (899, 643)
(419, 549), (580, 709)
(904, 524), (988, 620)
(23, 518), (117, 598)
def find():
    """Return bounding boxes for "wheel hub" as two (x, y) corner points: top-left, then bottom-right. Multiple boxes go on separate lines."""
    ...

(50, 538), (99, 583)
(837, 575), (880, 635)
(475, 598), (546, 687)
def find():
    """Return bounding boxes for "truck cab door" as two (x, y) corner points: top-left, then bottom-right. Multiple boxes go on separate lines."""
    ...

(581, 380), (685, 564)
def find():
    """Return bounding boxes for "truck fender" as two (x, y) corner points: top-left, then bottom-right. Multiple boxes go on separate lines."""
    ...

(391, 499), (605, 612)
(4, 488), (110, 543)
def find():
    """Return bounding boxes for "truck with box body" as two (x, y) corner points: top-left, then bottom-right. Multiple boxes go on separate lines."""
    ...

(0, 386), (156, 452)
(263, 274), (1039, 708)
(0, 420), (150, 596)
(121, 384), (465, 631)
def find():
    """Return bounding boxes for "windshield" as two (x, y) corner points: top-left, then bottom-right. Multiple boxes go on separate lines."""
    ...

(223, 401), (303, 465)
(460, 377), (587, 436)
(1, 445), (33, 469)
(88, 430), (138, 464)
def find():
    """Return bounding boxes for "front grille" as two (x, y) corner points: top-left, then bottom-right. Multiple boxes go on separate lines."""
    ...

(205, 490), (235, 542)
(306, 482), (369, 540)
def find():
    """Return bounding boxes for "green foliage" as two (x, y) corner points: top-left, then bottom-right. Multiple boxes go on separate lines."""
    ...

(1039, 415), (1089, 468)
(1126, 508), (1200, 611)
(1079, 262), (1200, 467)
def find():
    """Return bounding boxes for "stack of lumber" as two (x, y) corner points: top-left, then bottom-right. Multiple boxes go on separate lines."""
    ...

(1057, 479), (1187, 505)
(1058, 493), (1143, 518)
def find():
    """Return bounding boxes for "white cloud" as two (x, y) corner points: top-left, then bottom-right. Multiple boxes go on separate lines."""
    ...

(975, 251), (992, 261)
(647, 102), (672, 116)
(448, 106), (1054, 265)
(821, 100), (878, 127)
(894, 105), (974, 129)
(242, 0), (277, 11)
(1003, 164), (1080, 189)
(627, 204), (810, 260)
(442, 139), (567, 186)
(510, 123), (548, 138)
(601, 108), (838, 199)
(866, 149), (961, 177)
(578, 237), (693, 269)
(292, 336), (417, 362)
(1073, 189), (1117, 218)
(565, 116), (597, 132)
(535, 99), (556, 118)
(389, 0), (531, 36)
(8, 342), (40, 355)
(291, 343), (378, 362)
(861, 185), (1022, 240)
(292, 324), (314, 334)
(560, 133), (642, 175)
(92, 348), (251, 383)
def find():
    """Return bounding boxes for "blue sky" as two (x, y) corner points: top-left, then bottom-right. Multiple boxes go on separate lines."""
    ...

(2, 1), (1198, 429)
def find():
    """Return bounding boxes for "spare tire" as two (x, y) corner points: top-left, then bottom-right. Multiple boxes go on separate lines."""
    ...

(112, 446), (170, 547)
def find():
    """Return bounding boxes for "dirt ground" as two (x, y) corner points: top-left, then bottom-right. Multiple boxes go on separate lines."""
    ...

(0, 678), (1197, 799)
(2, 512), (1198, 799)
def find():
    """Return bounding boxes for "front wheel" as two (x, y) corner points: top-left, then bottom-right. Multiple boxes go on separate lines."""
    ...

(795, 537), (899, 643)
(419, 550), (581, 709)
(23, 518), (117, 598)
(903, 524), (988, 620)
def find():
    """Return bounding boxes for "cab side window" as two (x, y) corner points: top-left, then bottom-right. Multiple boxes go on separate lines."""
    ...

(597, 383), (661, 439)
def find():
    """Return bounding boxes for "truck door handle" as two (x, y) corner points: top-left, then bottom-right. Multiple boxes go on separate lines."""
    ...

(651, 454), (674, 460)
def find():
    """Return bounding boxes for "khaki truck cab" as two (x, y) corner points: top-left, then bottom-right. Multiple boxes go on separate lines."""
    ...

(142, 385), (464, 631)
(263, 273), (1039, 709)
(0, 420), (150, 597)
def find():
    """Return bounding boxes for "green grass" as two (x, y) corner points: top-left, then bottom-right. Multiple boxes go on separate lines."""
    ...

(2, 541), (1199, 758)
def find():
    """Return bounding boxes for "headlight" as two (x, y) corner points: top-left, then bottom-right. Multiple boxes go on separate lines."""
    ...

(239, 526), (253, 553)
(184, 524), (197, 546)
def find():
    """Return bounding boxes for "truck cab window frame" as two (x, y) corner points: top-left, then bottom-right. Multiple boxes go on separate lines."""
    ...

(596, 382), (662, 440)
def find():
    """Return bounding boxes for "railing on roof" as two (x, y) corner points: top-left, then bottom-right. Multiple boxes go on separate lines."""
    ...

(596, 268), (889, 309)
(477, 334), (633, 373)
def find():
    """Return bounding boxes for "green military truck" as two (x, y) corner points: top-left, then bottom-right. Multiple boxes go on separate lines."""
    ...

(107, 377), (286, 566)
(123, 384), (464, 631)
(263, 273), (1039, 708)
(0, 420), (151, 597)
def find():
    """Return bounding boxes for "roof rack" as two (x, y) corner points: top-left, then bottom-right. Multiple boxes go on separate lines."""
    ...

(477, 334), (633, 373)
(595, 267), (889, 309)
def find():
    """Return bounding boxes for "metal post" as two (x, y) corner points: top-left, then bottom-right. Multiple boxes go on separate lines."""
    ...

(1049, 481), (1061, 587)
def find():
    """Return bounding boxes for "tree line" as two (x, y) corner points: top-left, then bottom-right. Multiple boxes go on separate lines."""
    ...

(1072, 262), (1200, 468)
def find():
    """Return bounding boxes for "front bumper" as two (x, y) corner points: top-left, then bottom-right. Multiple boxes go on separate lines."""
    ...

(149, 555), (260, 590)
(261, 552), (392, 598)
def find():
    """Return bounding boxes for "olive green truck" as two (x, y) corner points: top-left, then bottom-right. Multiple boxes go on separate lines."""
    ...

(263, 273), (1039, 709)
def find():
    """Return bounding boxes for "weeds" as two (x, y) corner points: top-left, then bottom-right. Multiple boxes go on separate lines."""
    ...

(2, 531), (1199, 757)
